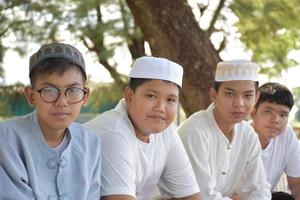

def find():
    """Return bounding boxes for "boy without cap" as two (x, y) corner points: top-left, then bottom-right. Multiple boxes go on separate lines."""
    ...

(177, 60), (271, 200)
(0, 43), (101, 200)
(251, 82), (300, 200)
(86, 56), (202, 200)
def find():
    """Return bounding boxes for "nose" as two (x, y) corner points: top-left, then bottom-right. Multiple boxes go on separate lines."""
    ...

(232, 96), (244, 107)
(153, 99), (165, 113)
(270, 113), (280, 124)
(54, 92), (68, 107)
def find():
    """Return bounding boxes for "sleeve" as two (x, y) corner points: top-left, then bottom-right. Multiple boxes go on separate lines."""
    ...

(0, 138), (35, 199)
(285, 127), (300, 177)
(235, 134), (271, 200)
(179, 127), (232, 200)
(100, 132), (136, 198)
(158, 131), (200, 198)
(87, 136), (102, 199)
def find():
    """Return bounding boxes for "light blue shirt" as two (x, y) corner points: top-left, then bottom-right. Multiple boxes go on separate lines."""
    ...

(0, 111), (101, 200)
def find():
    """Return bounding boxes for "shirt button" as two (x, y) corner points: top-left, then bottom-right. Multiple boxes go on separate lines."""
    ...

(59, 193), (68, 200)
(47, 158), (58, 169)
(59, 157), (66, 168)
(222, 171), (227, 175)
(48, 195), (57, 200)
(227, 145), (231, 150)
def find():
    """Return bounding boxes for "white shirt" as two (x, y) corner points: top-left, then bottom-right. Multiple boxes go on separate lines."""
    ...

(85, 99), (199, 200)
(177, 104), (271, 200)
(262, 126), (300, 191)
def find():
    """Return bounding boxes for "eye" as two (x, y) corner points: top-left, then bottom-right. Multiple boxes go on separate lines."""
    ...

(167, 98), (177, 103)
(42, 87), (58, 95)
(67, 87), (82, 94)
(146, 94), (156, 99)
(280, 113), (288, 118)
(263, 109), (272, 114)
(225, 92), (233, 96)
(245, 93), (254, 99)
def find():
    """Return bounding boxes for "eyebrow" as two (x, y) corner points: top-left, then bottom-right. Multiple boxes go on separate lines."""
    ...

(145, 89), (179, 98)
(224, 87), (255, 93)
(40, 82), (82, 88)
(264, 106), (289, 114)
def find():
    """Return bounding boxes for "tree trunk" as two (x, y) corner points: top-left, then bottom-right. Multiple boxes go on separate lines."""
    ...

(126, 0), (221, 116)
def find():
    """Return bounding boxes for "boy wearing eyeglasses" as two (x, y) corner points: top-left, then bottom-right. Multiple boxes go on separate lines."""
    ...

(0, 43), (101, 199)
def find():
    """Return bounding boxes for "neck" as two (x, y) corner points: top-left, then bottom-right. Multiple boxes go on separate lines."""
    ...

(42, 129), (66, 148)
(258, 134), (270, 149)
(213, 109), (235, 141)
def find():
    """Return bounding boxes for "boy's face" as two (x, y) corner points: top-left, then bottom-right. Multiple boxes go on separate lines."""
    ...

(24, 67), (89, 135)
(251, 102), (290, 140)
(125, 80), (179, 142)
(211, 80), (259, 125)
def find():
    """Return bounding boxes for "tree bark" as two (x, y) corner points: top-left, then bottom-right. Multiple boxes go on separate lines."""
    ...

(126, 0), (221, 116)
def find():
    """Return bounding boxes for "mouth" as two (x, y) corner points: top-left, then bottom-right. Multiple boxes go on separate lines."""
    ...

(231, 112), (245, 118)
(266, 126), (280, 133)
(148, 115), (166, 121)
(52, 112), (69, 117)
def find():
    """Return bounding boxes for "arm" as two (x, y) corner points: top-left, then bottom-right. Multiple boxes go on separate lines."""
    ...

(100, 133), (137, 199)
(285, 127), (300, 200)
(287, 176), (300, 200)
(102, 195), (135, 200)
(0, 139), (35, 199)
(158, 132), (201, 200)
(178, 126), (231, 200)
(87, 136), (102, 199)
(172, 192), (202, 200)
(237, 135), (271, 200)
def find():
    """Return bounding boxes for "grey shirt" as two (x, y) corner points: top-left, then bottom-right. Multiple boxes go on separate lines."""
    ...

(0, 111), (101, 200)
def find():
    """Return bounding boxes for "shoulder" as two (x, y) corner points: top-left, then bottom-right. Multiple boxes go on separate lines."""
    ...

(237, 121), (257, 136)
(0, 113), (33, 140)
(69, 122), (101, 149)
(178, 110), (208, 132)
(177, 109), (211, 140)
(85, 109), (132, 136)
(235, 121), (259, 144)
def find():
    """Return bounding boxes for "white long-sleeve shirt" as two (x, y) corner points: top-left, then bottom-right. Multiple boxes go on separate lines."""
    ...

(177, 104), (271, 200)
(262, 126), (300, 190)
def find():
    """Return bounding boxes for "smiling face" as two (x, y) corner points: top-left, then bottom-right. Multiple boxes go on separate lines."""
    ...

(125, 80), (179, 142)
(251, 102), (290, 141)
(24, 67), (89, 136)
(211, 80), (259, 128)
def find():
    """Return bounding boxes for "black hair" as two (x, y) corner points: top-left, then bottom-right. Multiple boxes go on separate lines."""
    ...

(29, 58), (86, 86)
(213, 81), (259, 92)
(128, 78), (181, 92)
(255, 82), (294, 110)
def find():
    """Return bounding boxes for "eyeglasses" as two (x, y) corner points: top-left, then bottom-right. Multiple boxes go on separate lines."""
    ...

(34, 87), (87, 104)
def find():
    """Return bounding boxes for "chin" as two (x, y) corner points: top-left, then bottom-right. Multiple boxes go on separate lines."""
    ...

(150, 126), (166, 134)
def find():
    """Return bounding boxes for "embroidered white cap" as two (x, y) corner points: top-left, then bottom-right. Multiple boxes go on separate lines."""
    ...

(215, 60), (259, 81)
(129, 56), (183, 87)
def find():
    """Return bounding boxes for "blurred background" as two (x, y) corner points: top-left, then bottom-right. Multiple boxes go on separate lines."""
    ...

(0, 0), (299, 133)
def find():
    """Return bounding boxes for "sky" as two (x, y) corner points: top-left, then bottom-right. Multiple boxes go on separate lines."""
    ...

(1, 0), (300, 120)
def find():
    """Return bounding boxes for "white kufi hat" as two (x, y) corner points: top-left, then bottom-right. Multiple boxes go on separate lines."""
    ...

(215, 60), (259, 81)
(129, 56), (183, 87)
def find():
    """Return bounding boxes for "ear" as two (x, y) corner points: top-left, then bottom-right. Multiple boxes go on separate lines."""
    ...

(210, 87), (217, 102)
(124, 86), (133, 104)
(250, 107), (257, 119)
(255, 90), (260, 104)
(82, 87), (90, 106)
(24, 86), (35, 106)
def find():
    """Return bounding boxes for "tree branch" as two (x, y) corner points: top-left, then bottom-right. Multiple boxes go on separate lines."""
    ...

(207, 0), (226, 36)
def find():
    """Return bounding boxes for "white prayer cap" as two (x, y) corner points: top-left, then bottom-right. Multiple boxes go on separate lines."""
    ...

(129, 56), (183, 87)
(215, 60), (259, 82)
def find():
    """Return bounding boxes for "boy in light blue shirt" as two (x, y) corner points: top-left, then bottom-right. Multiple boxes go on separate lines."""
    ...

(0, 43), (101, 200)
